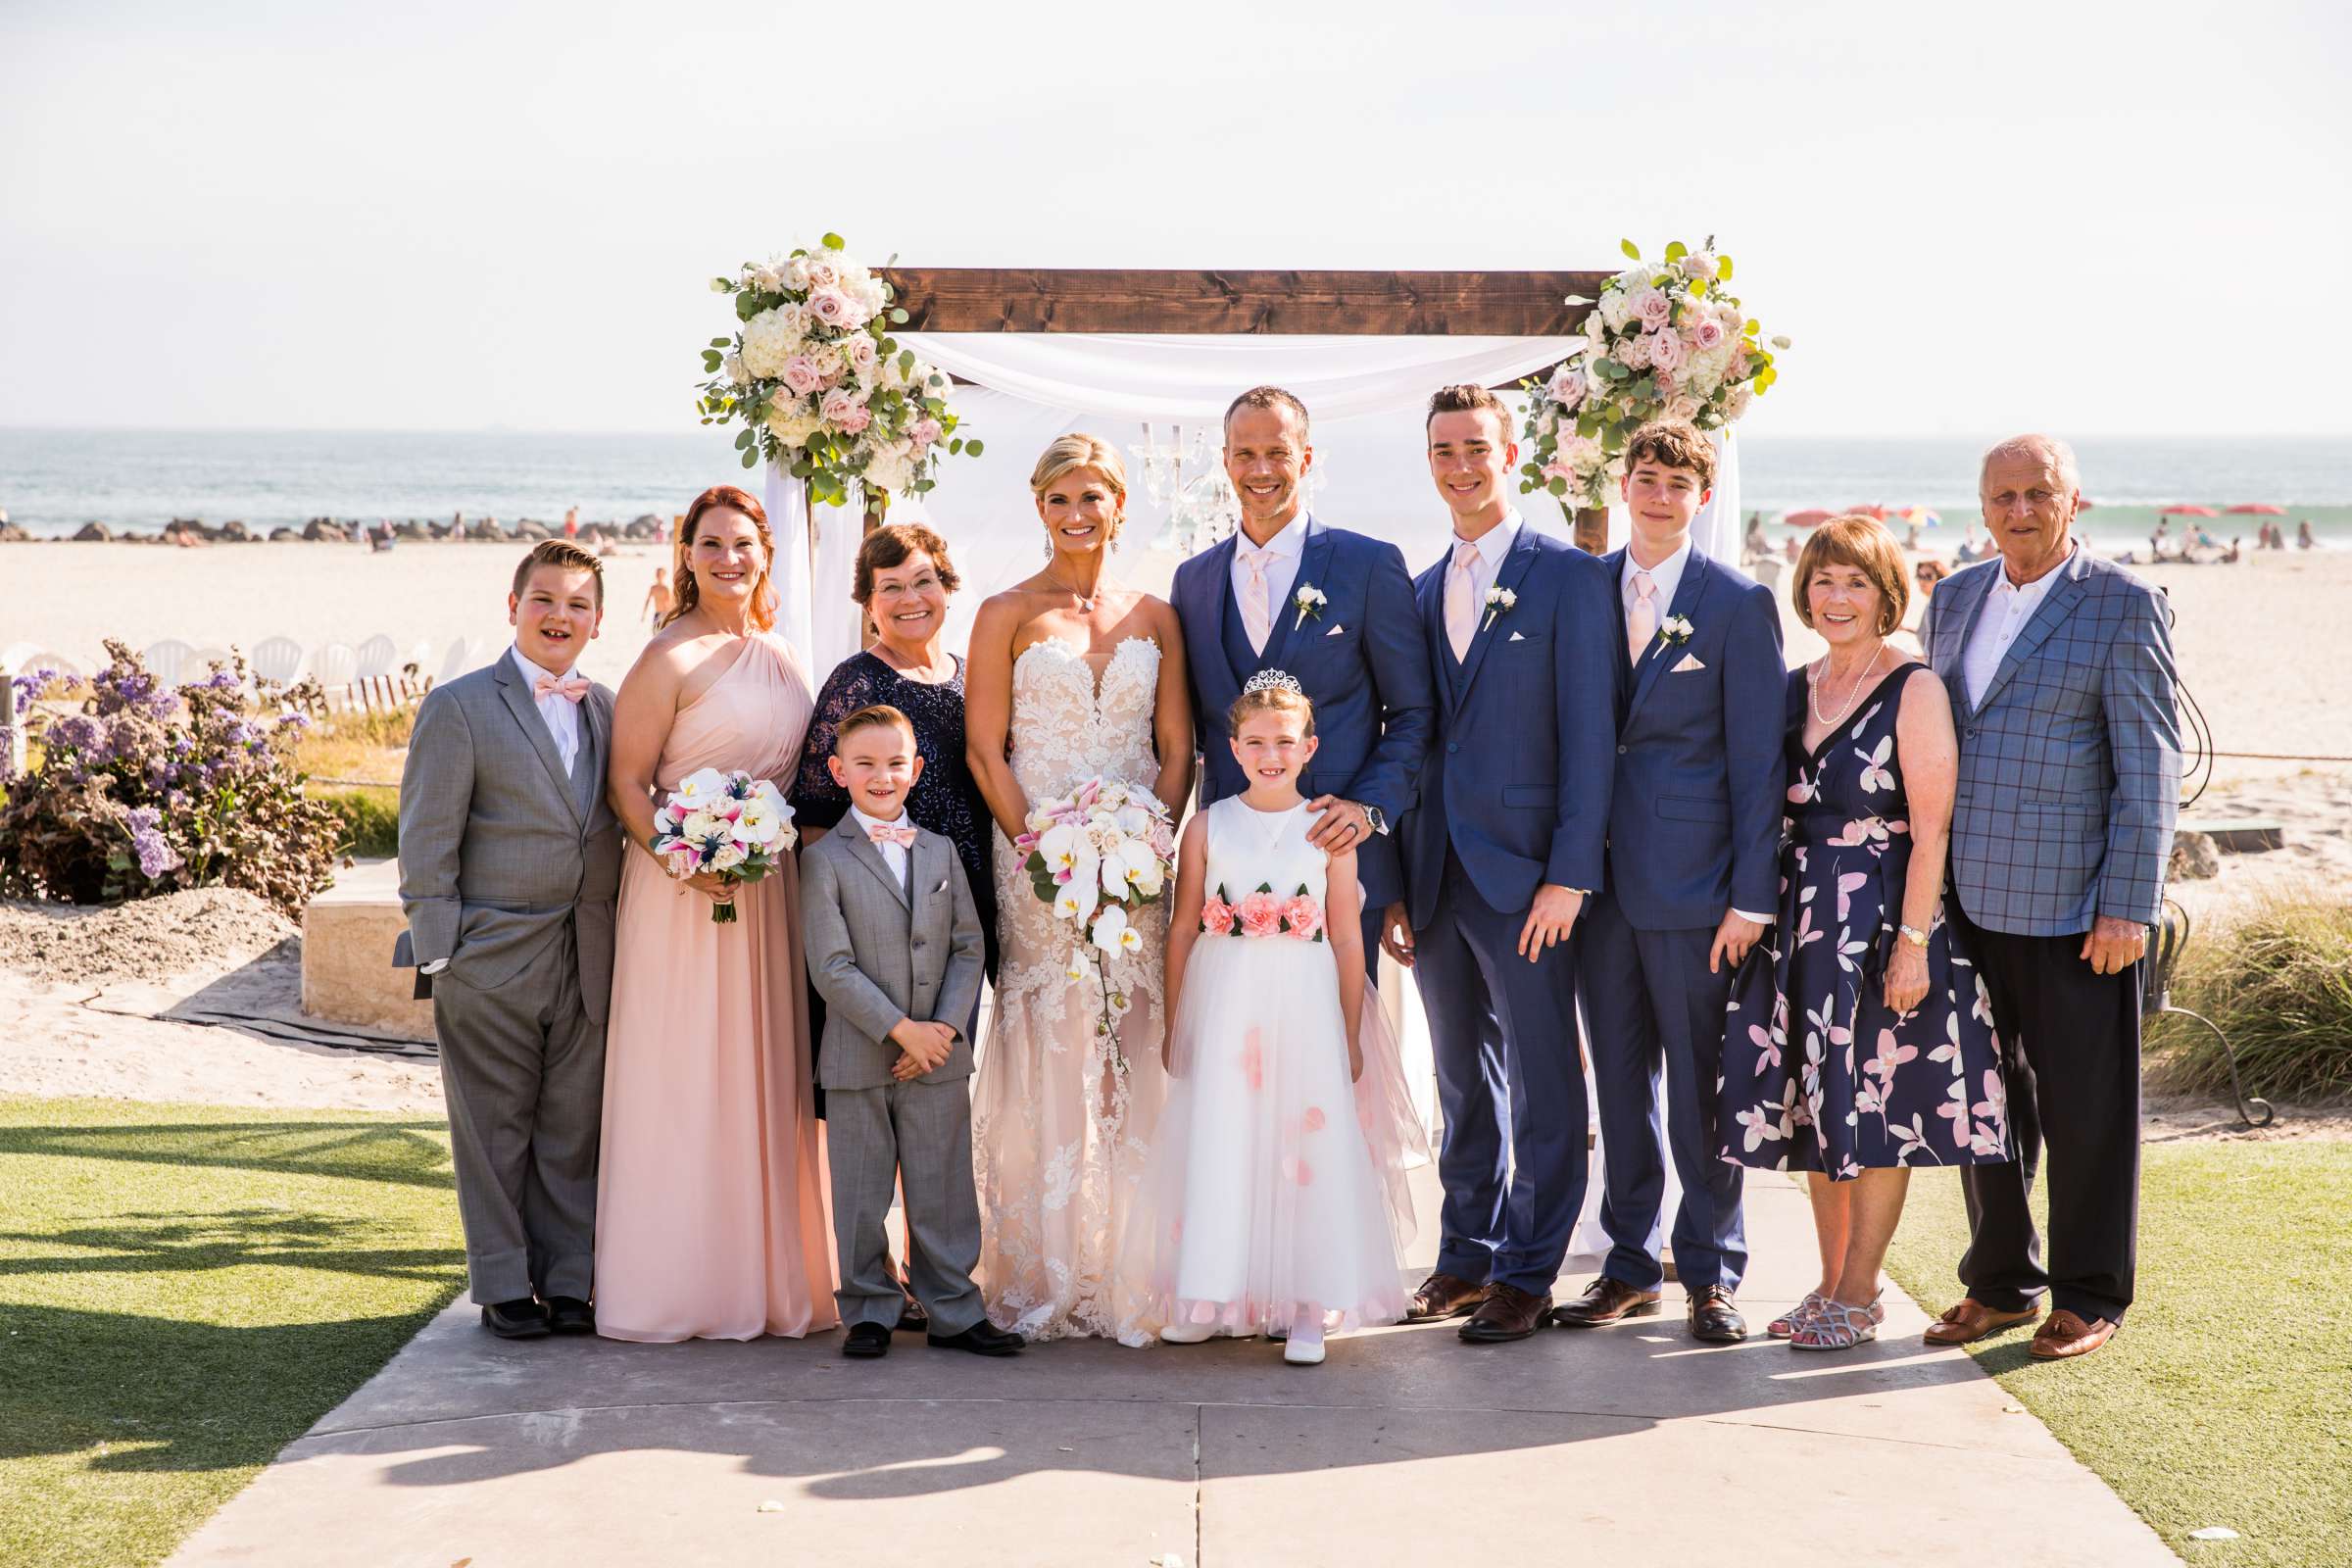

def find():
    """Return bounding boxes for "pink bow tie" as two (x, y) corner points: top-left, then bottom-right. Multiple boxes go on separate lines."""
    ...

(866, 822), (917, 849)
(534, 673), (590, 703)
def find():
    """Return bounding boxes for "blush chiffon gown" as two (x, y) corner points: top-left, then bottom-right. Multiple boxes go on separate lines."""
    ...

(595, 632), (837, 1341)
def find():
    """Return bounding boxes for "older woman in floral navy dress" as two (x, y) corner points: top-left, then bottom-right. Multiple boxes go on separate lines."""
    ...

(1719, 516), (2010, 1351)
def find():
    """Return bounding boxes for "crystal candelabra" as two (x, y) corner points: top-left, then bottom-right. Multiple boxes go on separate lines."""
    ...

(1135, 420), (1237, 557)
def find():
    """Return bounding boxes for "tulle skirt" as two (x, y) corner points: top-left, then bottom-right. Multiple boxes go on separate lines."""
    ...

(1117, 935), (1422, 1340)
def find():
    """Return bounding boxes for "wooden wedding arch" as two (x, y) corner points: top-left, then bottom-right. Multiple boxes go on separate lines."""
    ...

(874, 268), (1617, 553)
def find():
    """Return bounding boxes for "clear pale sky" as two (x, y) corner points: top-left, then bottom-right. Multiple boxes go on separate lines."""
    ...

(3, 0), (2345, 438)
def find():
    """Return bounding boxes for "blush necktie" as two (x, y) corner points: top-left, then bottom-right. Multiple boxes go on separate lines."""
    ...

(1444, 539), (1482, 662)
(865, 821), (917, 849)
(535, 672), (591, 703)
(1627, 570), (1658, 662)
(1238, 544), (1275, 655)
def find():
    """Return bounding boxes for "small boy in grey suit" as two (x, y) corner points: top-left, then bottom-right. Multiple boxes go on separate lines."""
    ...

(799, 704), (1021, 1359)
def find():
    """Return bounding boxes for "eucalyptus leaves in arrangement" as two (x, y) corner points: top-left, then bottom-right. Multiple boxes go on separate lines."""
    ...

(695, 232), (980, 508)
(1521, 237), (1789, 511)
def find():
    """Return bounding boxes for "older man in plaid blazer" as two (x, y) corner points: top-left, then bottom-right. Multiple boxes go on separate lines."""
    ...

(1922, 434), (2180, 1362)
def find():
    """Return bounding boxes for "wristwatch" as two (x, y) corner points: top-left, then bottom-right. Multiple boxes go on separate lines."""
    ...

(1360, 804), (1388, 836)
(1898, 923), (1931, 949)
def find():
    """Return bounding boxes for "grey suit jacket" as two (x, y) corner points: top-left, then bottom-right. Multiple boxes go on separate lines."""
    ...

(799, 822), (985, 1092)
(392, 654), (623, 1022)
(1927, 546), (2180, 937)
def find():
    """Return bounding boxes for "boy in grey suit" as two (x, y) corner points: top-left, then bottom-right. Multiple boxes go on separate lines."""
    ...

(799, 705), (1019, 1358)
(395, 541), (620, 1340)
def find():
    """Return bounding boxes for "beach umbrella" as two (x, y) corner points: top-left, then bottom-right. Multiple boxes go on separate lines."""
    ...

(2161, 505), (2220, 516)
(1782, 508), (1835, 528)
(2226, 503), (2287, 514)
(2079, 498), (2097, 509)
(1897, 505), (1941, 528)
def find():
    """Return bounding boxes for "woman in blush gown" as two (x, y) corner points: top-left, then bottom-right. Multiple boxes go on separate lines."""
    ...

(964, 434), (1195, 1345)
(595, 484), (835, 1342)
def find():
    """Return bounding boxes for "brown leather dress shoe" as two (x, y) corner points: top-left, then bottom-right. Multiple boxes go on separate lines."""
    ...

(2029, 1309), (2119, 1360)
(1923, 1298), (2039, 1346)
(1458, 1283), (1552, 1343)
(1407, 1271), (1488, 1321)
(1551, 1277), (1663, 1328)
(1688, 1285), (1748, 1344)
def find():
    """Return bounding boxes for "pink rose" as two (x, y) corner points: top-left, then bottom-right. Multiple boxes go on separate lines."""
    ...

(1690, 317), (1727, 351)
(1665, 394), (1700, 422)
(807, 285), (866, 329)
(782, 354), (823, 396)
(1281, 895), (1323, 941)
(1645, 328), (1685, 372)
(836, 402), (871, 435)
(909, 416), (944, 450)
(1200, 897), (1236, 937)
(803, 258), (839, 289)
(847, 334), (879, 375)
(1237, 892), (1283, 940)
(1651, 368), (1677, 399)
(820, 387), (867, 430)
(1632, 286), (1672, 329)
(1546, 366), (1585, 409)
(1614, 332), (1650, 369)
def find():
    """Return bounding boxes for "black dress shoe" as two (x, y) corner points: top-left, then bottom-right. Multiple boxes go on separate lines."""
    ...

(1458, 1283), (1553, 1344)
(896, 1291), (929, 1333)
(928, 1320), (1026, 1356)
(544, 1296), (596, 1335)
(1689, 1285), (1749, 1344)
(843, 1322), (893, 1358)
(1407, 1271), (1489, 1321)
(481, 1298), (552, 1340)
(1551, 1277), (1663, 1328)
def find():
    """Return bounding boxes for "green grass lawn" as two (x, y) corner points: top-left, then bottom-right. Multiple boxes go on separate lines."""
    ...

(0, 1097), (464, 1568)
(1884, 1139), (2352, 1568)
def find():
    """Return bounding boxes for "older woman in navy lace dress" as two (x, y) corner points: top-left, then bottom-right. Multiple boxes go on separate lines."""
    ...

(790, 522), (997, 983)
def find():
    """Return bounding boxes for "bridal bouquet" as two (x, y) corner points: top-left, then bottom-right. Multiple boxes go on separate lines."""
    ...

(651, 767), (798, 924)
(1014, 777), (1177, 1051)
(1520, 237), (1790, 511)
(695, 231), (980, 509)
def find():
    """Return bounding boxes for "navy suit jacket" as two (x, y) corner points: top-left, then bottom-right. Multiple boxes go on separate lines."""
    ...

(1400, 525), (1617, 932)
(1173, 515), (1435, 908)
(1597, 546), (1786, 931)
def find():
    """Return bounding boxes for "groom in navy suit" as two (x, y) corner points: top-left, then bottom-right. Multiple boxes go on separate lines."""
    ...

(1391, 385), (1617, 1345)
(1172, 385), (1434, 961)
(1560, 419), (1785, 1345)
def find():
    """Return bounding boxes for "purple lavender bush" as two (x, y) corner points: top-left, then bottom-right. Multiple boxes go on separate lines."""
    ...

(0, 641), (340, 914)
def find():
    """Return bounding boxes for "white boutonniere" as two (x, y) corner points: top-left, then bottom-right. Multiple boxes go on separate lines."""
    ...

(1658, 614), (1694, 648)
(1292, 583), (1328, 630)
(1482, 585), (1517, 632)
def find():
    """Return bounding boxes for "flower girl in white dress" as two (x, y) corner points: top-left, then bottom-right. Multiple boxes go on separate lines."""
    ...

(1121, 671), (1418, 1365)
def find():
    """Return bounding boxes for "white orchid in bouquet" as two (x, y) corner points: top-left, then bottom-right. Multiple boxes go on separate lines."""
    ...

(1520, 237), (1790, 512)
(651, 766), (798, 924)
(696, 232), (982, 509)
(1014, 776), (1177, 1059)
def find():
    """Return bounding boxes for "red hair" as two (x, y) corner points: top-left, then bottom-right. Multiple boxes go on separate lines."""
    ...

(665, 484), (778, 632)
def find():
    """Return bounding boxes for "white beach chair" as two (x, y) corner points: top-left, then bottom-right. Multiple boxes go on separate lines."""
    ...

(142, 638), (195, 686)
(311, 642), (357, 688)
(187, 647), (234, 677)
(352, 634), (397, 681)
(434, 636), (473, 686)
(250, 636), (305, 685)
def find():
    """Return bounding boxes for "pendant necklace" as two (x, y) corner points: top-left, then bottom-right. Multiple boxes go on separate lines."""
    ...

(1810, 640), (1886, 732)
(1047, 570), (1101, 614)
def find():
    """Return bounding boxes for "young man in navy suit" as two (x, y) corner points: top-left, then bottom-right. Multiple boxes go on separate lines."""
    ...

(1388, 384), (1617, 1345)
(1560, 420), (1786, 1345)
(1171, 385), (1435, 961)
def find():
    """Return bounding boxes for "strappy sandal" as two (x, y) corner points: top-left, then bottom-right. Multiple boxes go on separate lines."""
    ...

(1768, 1292), (1828, 1340)
(1789, 1297), (1883, 1351)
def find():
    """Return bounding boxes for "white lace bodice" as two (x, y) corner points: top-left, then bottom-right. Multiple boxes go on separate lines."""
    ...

(1004, 636), (1163, 801)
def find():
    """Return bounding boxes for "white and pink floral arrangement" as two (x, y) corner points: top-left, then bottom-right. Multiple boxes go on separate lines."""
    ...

(650, 766), (798, 924)
(1520, 237), (1789, 511)
(1014, 777), (1177, 1053)
(696, 232), (980, 508)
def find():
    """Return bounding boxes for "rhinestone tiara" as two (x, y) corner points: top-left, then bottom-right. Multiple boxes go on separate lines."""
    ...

(1242, 669), (1304, 697)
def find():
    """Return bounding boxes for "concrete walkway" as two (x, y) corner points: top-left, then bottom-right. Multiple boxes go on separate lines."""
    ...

(167, 1173), (2176, 1568)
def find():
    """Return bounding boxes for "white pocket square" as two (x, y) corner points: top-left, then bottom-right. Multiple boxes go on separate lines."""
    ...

(1509, 630), (1527, 641)
(932, 879), (949, 894)
(1671, 653), (1705, 673)
(1325, 623), (1345, 636)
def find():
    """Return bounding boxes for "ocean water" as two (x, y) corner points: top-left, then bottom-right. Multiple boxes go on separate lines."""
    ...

(3, 426), (2347, 551)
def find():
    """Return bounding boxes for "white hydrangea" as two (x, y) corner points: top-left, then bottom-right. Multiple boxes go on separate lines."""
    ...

(862, 439), (916, 496)
(740, 308), (806, 380)
(765, 400), (822, 447)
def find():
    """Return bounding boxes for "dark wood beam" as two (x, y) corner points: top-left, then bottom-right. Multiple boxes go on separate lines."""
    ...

(883, 269), (1607, 336)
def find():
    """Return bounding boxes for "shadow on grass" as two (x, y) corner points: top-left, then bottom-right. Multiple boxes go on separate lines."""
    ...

(0, 1207), (460, 1282)
(0, 1300), (461, 1473)
(0, 1119), (454, 1190)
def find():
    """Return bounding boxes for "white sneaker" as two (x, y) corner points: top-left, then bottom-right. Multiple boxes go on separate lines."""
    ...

(1159, 1321), (1214, 1345)
(1282, 1335), (1325, 1366)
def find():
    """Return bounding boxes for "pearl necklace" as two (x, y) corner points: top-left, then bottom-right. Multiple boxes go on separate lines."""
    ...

(1809, 640), (1886, 732)
(1045, 570), (1101, 614)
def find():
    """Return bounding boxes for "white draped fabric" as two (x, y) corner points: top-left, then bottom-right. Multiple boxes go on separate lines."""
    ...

(761, 330), (1747, 1154)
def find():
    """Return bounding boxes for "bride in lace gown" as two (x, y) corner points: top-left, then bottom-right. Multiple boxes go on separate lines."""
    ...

(965, 434), (1195, 1344)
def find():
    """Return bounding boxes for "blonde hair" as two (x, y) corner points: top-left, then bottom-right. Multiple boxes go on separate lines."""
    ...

(1792, 514), (1911, 636)
(1028, 434), (1129, 506)
(1226, 681), (1316, 739)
